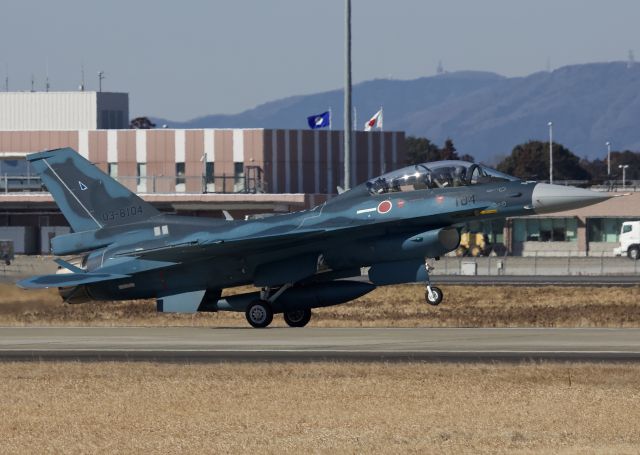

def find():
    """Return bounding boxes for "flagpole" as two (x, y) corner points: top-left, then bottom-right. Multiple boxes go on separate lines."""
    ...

(329, 107), (332, 130)
(380, 105), (383, 132)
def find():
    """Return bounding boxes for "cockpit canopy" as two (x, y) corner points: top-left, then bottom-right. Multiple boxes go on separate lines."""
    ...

(366, 160), (518, 195)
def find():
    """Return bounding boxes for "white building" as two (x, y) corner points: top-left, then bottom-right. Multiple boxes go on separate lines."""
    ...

(0, 91), (128, 130)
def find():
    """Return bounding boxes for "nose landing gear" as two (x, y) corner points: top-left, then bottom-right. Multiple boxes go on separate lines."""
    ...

(425, 285), (443, 306)
(424, 260), (443, 306)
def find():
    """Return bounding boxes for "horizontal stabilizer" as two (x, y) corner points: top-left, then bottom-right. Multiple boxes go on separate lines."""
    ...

(17, 272), (129, 289)
(54, 258), (85, 274)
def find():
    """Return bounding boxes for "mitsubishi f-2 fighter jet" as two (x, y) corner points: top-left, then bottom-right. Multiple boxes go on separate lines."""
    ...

(18, 148), (614, 328)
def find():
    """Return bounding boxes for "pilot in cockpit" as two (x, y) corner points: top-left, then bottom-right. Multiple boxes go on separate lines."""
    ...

(452, 165), (467, 187)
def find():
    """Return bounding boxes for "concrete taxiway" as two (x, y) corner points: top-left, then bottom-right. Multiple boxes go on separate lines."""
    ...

(0, 327), (639, 362)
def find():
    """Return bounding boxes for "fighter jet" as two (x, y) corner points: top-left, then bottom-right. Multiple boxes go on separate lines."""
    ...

(18, 148), (614, 328)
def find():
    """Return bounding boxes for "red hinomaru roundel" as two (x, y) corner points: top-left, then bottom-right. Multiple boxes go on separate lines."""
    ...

(377, 200), (392, 214)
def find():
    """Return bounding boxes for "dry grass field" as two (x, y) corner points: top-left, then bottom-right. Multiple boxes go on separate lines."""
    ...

(0, 361), (638, 454)
(1, 283), (639, 327)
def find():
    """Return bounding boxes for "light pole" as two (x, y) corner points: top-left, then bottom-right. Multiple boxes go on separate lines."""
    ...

(606, 141), (611, 176)
(548, 121), (553, 184)
(619, 164), (629, 190)
(343, 0), (352, 191)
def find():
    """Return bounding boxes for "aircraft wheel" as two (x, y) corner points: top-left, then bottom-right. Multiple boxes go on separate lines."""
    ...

(283, 309), (312, 327)
(245, 300), (273, 328)
(425, 286), (443, 306)
(628, 246), (640, 261)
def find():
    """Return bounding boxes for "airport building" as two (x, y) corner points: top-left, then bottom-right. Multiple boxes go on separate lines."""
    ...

(0, 90), (637, 257)
(466, 191), (640, 257)
(0, 91), (129, 130)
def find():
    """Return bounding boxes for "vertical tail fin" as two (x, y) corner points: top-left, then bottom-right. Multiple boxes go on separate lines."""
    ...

(27, 147), (159, 232)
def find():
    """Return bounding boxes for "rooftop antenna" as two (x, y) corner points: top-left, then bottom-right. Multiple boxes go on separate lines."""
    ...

(30, 73), (35, 92)
(98, 70), (105, 92)
(79, 60), (85, 91)
(437, 60), (444, 75)
(45, 59), (50, 92)
(628, 50), (635, 68)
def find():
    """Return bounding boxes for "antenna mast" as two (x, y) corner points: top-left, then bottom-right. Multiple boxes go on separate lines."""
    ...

(98, 70), (105, 92)
(79, 60), (85, 91)
(45, 59), (50, 92)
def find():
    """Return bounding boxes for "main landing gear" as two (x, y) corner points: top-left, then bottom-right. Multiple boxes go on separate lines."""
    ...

(424, 260), (444, 306)
(244, 284), (313, 328)
(245, 300), (273, 328)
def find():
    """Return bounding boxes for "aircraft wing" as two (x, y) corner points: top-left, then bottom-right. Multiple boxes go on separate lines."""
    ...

(17, 272), (130, 289)
(117, 230), (330, 263)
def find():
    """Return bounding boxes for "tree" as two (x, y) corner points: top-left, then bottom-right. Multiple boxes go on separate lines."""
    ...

(405, 137), (475, 164)
(496, 140), (591, 181)
(582, 150), (640, 182)
(405, 136), (440, 164)
(130, 117), (156, 129)
(440, 138), (459, 160)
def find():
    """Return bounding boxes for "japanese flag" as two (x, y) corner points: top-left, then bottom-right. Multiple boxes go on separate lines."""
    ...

(364, 109), (383, 131)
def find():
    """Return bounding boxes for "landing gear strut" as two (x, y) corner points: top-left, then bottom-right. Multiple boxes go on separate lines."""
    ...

(424, 260), (443, 306)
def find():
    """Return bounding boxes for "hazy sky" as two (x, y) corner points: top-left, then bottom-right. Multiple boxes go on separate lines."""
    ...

(1, 0), (639, 120)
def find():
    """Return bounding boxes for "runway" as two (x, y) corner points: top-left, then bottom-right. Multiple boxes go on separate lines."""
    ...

(0, 327), (639, 362)
(433, 275), (640, 286)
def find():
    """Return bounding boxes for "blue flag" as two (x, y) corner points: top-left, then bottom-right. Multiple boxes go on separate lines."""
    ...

(307, 111), (330, 129)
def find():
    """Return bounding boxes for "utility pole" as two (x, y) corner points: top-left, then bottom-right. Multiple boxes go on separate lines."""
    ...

(606, 141), (611, 176)
(343, 0), (352, 191)
(548, 121), (553, 184)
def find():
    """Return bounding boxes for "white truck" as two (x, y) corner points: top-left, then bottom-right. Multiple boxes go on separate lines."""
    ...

(613, 221), (640, 260)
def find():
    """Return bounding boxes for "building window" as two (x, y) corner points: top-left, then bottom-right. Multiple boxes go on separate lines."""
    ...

(108, 163), (118, 178)
(137, 163), (147, 192)
(513, 218), (577, 242)
(234, 162), (244, 192)
(465, 220), (505, 244)
(234, 162), (244, 178)
(176, 162), (185, 185)
(205, 162), (214, 184)
(588, 218), (640, 242)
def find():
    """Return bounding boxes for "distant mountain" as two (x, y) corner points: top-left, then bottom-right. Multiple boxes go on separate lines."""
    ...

(152, 62), (640, 163)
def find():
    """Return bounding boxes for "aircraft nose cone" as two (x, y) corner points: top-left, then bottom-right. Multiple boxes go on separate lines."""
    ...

(532, 183), (613, 214)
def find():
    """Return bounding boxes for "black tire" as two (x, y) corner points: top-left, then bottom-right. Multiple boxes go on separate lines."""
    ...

(425, 286), (443, 306)
(245, 300), (273, 328)
(628, 246), (640, 261)
(283, 309), (312, 328)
